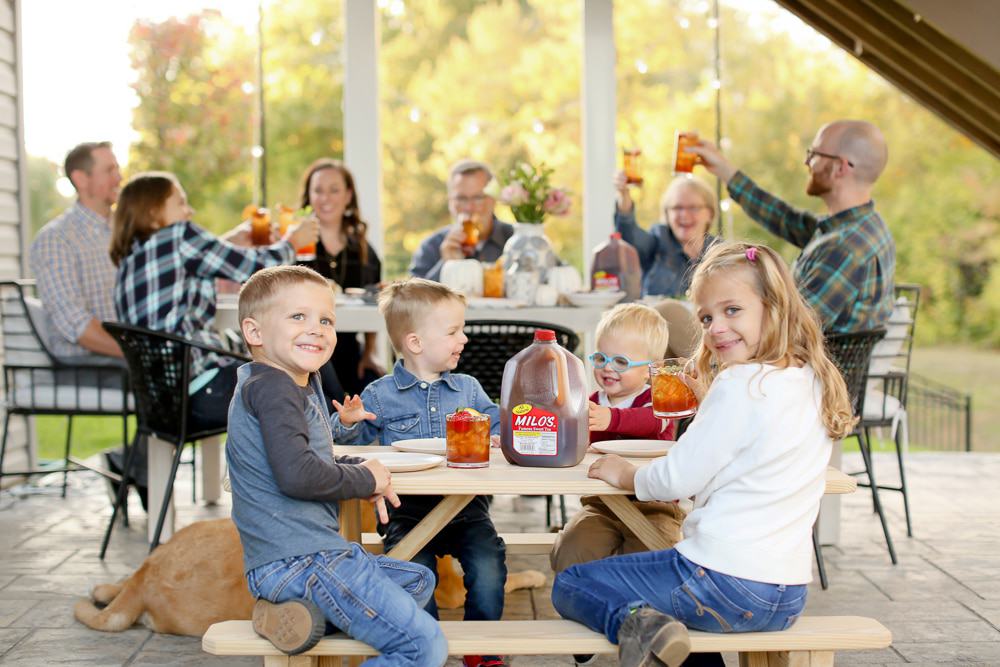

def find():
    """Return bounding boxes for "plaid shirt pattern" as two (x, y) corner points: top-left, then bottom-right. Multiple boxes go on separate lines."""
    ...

(29, 202), (118, 359)
(728, 171), (895, 333)
(114, 221), (294, 374)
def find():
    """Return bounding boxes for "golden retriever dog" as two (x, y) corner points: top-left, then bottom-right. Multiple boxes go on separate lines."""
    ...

(74, 518), (545, 636)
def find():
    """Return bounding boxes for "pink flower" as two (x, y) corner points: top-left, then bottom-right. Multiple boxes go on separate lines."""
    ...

(542, 188), (571, 216)
(500, 182), (530, 206)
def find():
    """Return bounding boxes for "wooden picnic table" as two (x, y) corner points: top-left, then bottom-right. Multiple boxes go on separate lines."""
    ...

(335, 445), (856, 559)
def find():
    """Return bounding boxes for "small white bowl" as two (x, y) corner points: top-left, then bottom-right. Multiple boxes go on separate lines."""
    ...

(565, 291), (627, 308)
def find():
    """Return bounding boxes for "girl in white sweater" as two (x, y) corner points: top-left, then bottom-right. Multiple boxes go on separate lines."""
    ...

(551, 242), (854, 667)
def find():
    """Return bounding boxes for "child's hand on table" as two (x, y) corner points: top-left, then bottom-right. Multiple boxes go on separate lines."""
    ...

(588, 401), (611, 431)
(588, 453), (638, 491)
(332, 394), (376, 426)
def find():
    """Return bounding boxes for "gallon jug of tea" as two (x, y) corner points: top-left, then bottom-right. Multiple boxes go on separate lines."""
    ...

(500, 329), (588, 467)
(590, 232), (641, 301)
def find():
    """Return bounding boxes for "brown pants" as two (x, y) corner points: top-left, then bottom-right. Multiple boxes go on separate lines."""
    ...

(550, 495), (686, 572)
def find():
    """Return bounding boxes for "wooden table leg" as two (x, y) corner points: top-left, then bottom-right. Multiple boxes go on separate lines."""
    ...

(386, 495), (475, 561)
(600, 494), (672, 552)
(339, 499), (364, 543)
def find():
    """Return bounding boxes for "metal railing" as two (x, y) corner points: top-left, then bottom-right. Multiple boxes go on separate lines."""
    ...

(908, 372), (973, 452)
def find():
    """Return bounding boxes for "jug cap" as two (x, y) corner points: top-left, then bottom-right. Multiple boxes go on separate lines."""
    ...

(534, 329), (556, 342)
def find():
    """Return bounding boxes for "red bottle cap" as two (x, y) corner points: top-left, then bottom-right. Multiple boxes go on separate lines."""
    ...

(534, 329), (556, 341)
(611, 232), (622, 240)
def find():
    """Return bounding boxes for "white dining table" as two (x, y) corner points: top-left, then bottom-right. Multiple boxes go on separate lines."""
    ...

(213, 294), (608, 355)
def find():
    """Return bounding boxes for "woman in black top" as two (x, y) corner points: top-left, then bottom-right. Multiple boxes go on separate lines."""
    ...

(298, 158), (384, 400)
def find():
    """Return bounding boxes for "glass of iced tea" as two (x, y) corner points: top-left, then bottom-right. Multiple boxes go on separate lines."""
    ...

(460, 214), (480, 257)
(623, 148), (644, 186)
(650, 358), (698, 419)
(250, 207), (272, 246)
(673, 131), (699, 174)
(482, 259), (504, 298)
(446, 408), (490, 469)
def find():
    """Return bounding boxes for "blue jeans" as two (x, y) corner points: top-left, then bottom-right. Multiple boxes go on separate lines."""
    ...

(552, 548), (807, 644)
(247, 544), (448, 667)
(382, 516), (506, 621)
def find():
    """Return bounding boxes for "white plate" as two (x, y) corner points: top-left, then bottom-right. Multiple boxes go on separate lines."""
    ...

(591, 440), (675, 458)
(565, 291), (626, 308)
(356, 451), (445, 473)
(391, 438), (447, 455)
(467, 297), (528, 309)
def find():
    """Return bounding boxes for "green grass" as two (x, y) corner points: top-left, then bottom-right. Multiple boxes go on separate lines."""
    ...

(35, 415), (135, 462)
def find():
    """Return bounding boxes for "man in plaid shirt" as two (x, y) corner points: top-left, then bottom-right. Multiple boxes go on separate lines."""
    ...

(29, 142), (124, 360)
(691, 120), (895, 333)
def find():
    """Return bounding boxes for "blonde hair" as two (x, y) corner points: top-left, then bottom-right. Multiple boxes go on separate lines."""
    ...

(377, 277), (466, 353)
(595, 303), (670, 360)
(689, 241), (854, 440)
(238, 265), (331, 327)
(659, 176), (717, 229)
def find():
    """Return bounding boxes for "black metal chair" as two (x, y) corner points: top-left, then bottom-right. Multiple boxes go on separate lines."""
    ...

(859, 285), (920, 537)
(99, 322), (249, 557)
(815, 328), (893, 590)
(0, 280), (132, 497)
(455, 319), (580, 528)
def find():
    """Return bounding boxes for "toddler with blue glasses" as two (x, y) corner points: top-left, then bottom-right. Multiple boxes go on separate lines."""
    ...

(551, 303), (683, 571)
(331, 277), (507, 667)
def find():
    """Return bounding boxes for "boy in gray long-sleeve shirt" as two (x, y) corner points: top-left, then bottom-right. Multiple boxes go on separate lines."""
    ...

(225, 266), (446, 664)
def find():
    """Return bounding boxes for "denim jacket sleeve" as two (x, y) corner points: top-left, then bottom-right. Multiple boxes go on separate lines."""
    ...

(330, 383), (384, 445)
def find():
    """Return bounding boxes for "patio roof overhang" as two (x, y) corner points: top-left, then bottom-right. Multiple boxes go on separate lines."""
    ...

(773, 0), (1000, 158)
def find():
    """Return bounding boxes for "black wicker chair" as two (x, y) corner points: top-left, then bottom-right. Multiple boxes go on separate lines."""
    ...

(99, 322), (249, 557)
(455, 320), (580, 528)
(0, 280), (132, 497)
(815, 328), (892, 590)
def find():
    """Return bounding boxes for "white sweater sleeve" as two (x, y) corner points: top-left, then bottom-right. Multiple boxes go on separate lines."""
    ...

(633, 368), (761, 502)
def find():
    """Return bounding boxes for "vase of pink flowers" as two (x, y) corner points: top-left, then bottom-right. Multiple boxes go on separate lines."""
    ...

(492, 162), (571, 303)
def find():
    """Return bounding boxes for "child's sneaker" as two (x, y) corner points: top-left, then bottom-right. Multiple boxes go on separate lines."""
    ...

(617, 606), (690, 667)
(463, 657), (506, 667)
(251, 598), (326, 655)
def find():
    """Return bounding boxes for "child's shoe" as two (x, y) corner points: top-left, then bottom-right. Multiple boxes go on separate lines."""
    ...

(463, 657), (506, 667)
(252, 598), (326, 655)
(617, 606), (690, 667)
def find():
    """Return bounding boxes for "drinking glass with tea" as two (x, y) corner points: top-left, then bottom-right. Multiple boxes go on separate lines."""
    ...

(294, 205), (317, 261)
(249, 207), (272, 246)
(623, 148), (644, 186)
(482, 259), (504, 298)
(673, 131), (699, 174)
(460, 214), (480, 257)
(446, 408), (491, 469)
(649, 358), (698, 419)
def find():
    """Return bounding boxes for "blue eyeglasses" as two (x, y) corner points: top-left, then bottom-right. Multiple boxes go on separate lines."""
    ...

(588, 352), (652, 373)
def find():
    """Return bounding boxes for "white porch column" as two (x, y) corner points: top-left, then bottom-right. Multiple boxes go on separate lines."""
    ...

(344, 0), (383, 255)
(582, 0), (617, 276)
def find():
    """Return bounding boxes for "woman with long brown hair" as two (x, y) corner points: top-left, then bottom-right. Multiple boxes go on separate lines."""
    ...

(297, 159), (383, 398)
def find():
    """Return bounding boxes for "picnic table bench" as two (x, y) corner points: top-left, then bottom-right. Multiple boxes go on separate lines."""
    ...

(203, 615), (891, 666)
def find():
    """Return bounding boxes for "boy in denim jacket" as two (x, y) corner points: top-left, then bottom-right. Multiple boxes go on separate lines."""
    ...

(226, 266), (446, 664)
(332, 277), (506, 667)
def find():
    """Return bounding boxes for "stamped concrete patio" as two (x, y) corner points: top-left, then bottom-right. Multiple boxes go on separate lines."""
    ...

(1, 450), (998, 666)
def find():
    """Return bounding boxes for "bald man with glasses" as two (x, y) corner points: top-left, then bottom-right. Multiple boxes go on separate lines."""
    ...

(691, 120), (896, 333)
(409, 159), (515, 281)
